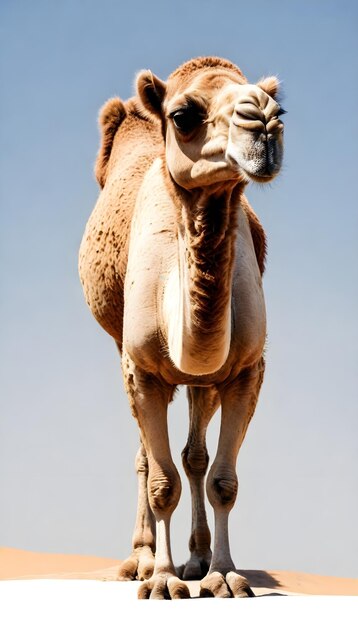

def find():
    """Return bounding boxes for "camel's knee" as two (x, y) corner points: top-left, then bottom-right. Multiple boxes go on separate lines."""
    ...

(182, 443), (209, 478)
(148, 464), (181, 515)
(207, 465), (238, 510)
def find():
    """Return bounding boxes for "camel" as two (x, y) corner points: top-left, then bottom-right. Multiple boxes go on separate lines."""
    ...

(79, 56), (284, 599)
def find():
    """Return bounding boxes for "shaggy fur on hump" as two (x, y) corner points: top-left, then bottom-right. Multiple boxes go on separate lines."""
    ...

(95, 97), (127, 188)
(168, 56), (247, 83)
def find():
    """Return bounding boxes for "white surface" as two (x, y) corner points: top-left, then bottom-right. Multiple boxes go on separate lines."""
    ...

(0, 580), (357, 626)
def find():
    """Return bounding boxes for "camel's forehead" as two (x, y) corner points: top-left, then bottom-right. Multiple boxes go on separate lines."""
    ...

(213, 83), (271, 109)
(164, 72), (271, 116)
(165, 69), (246, 104)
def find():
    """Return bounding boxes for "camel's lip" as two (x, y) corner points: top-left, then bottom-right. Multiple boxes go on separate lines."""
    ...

(226, 154), (279, 183)
(199, 149), (227, 162)
(225, 152), (280, 184)
(245, 170), (278, 183)
(191, 156), (233, 177)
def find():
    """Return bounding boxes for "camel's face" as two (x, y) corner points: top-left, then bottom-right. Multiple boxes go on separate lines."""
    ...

(137, 69), (284, 190)
(164, 72), (284, 189)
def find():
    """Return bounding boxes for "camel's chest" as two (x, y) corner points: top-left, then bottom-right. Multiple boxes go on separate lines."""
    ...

(124, 242), (266, 382)
(123, 184), (266, 379)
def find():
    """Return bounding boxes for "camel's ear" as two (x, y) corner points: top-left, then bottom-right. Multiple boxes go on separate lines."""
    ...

(136, 70), (166, 117)
(95, 97), (127, 188)
(257, 76), (280, 100)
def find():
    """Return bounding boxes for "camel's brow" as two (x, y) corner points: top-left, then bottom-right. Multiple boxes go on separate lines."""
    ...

(166, 93), (208, 116)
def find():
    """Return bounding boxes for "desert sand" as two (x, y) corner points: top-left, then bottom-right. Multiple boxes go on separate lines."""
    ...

(1, 547), (357, 596)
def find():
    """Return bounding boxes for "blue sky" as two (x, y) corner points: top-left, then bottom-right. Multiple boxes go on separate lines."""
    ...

(1, 0), (357, 577)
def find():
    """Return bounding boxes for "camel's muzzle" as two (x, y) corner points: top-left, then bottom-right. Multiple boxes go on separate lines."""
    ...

(226, 97), (284, 182)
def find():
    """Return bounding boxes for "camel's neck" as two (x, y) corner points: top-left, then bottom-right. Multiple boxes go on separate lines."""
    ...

(163, 185), (241, 375)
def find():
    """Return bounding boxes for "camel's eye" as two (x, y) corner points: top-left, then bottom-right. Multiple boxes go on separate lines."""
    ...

(171, 107), (204, 133)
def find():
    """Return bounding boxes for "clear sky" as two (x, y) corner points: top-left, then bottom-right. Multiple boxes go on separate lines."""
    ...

(1, 0), (357, 578)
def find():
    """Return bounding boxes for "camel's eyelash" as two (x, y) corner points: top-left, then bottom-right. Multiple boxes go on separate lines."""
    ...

(168, 106), (206, 120)
(168, 96), (207, 120)
(278, 107), (287, 116)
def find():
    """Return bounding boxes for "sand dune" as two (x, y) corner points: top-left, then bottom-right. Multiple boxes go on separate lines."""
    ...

(1, 547), (357, 596)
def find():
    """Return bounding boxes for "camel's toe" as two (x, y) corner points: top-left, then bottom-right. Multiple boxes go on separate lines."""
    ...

(200, 571), (255, 598)
(138, 580), (153, 599)
(199, 572), (231, 598)
(167, 576), (191, 599)
(117, 554), (138, 581)
(138, 574), (190, 599)
(117, 547), (155, 581)
(226, 572), (255, 597)
(137, 554), (155, 580)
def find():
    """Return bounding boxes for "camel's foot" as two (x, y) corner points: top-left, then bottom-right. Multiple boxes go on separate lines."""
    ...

(138, 573), (190, 600)
(117, 546), (155, 581)
(177, 552), (211, 580)
(200, 571), (255, 598)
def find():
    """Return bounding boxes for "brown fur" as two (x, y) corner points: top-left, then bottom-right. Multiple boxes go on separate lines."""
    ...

(168, 56), (246, 83)
(179, 187), (241, 335)
(95, 98), (127, 188)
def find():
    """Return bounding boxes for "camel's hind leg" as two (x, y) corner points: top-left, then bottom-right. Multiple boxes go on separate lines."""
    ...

(117, 440), (156, 581)
(200, 358), (265, 598)
(179, 385), (220, 580)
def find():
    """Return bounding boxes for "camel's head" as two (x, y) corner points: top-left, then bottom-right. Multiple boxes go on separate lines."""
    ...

(137, 57), (285, 190)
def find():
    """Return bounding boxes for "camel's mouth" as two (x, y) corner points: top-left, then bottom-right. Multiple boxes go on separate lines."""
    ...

(226, 137), (283, 185)
(185, 155), (240, 188)
(244, 169), (280, 184)
(191, 153), (280, 186)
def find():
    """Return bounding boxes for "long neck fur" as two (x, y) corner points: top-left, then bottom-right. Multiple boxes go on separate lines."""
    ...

(163, 177), (243, 375)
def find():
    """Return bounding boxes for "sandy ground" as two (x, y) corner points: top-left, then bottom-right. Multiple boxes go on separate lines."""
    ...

(1, 547), (357, 596)
(1, 548), (357, 626)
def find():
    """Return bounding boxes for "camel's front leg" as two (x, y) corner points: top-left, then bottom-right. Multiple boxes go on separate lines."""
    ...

(122, 351), (190, 600)
(117, 440), (156, 581)
(179, 386), (219, 580)
(200, 358), (265, 598)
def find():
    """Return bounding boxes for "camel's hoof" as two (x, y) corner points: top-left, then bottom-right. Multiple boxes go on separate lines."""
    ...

(138, 574), (190, 600)
(226, 572), (255, 597)
(178, 555), (211, 580)
(200, 571), (255, 598)
(117, 546), (155, 581)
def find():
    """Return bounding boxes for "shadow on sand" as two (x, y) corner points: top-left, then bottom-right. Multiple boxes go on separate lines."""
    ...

(237, 569), (286, 596)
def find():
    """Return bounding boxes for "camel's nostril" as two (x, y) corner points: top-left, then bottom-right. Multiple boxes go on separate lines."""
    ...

(232, 103), (266, 132)
(234, 102), (265, 122)
(232, 117), (266, 132)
